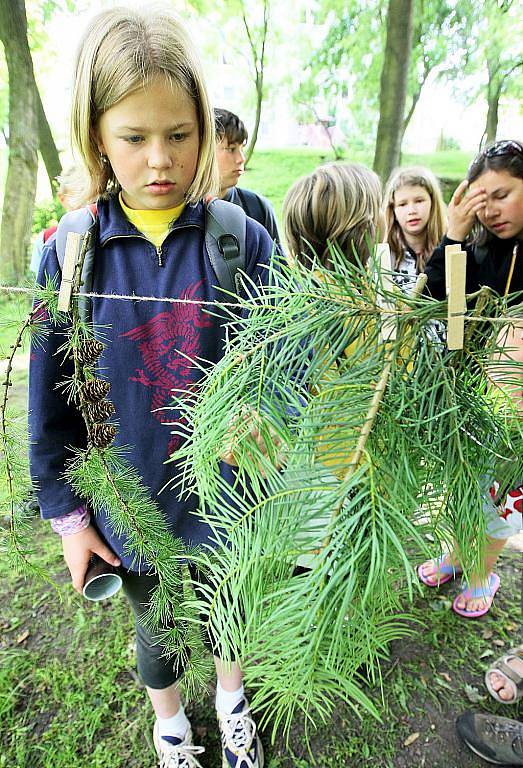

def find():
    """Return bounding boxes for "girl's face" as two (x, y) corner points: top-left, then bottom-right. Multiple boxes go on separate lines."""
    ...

(393, 184), (432, 239)
(469, 169), (523, 240)
(95, 75), (199, 210)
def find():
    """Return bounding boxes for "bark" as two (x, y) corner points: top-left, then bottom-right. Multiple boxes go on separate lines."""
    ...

(485, 83), (501, 144)
(242, 0), (269, 165)
(37, 88), (62, 188)
(373, 0), (414, 182)
(484, 58), (522, 144)
(0, 0), (39, 283)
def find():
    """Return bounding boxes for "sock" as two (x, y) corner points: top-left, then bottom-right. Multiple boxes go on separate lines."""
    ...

(157, 705), (190, 740)
(215, 681), (245, 714)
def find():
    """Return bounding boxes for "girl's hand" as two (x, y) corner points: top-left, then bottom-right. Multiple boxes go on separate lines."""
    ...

(447, 179), (486, 242)
(221, 406), (286, 476)
(61, 525), (121, 593)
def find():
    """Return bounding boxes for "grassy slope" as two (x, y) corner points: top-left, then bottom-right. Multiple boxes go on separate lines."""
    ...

(241, 148), (470, 225)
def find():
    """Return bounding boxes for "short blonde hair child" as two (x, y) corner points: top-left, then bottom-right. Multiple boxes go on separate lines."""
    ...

(283, 162), (382, 269)
(383, 166), (446, 271)
(71, 7), (218, 205)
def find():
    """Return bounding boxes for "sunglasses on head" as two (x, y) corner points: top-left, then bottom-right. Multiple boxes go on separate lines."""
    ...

(483, 140), (523, 159)
(468, 140), (523, 175)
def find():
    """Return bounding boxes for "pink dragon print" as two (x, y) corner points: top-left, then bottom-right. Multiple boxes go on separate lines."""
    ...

(121, 280), (212, 455)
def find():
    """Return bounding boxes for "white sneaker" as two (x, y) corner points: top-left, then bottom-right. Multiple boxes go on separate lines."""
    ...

(153, 721), (205, 768)
(217, 699), (264, 768)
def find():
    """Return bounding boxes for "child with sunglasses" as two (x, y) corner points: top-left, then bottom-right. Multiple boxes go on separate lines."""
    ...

(421, 139), (523, 618)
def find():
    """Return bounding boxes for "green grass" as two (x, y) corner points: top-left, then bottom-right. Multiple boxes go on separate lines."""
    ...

(1, 523), (521, 767)
(242, 148), (470, 224)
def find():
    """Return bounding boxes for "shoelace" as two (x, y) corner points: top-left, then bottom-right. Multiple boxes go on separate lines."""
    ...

(159, 740), (205, 768)
(219, 706), (256, 754)
(485, 719), (523, 756)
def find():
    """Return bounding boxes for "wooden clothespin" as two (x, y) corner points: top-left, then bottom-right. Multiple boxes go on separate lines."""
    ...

(376, 243), (397, 341)
(57, 232), (83, 312)
(445, 243), (466, 350)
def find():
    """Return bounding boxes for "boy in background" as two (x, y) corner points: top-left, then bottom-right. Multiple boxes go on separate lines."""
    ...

(214, 108), (280, 245)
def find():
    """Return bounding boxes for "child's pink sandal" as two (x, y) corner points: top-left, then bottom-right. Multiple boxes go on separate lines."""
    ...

(417, 554), (462, 587)
(452, 573), (500, 619)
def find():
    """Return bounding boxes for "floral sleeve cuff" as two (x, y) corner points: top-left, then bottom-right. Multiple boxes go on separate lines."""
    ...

(50, 505), (91, 536)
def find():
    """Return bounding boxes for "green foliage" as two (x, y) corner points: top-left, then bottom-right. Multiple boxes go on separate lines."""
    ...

(169, 248), (523, 740)
(295, 0), (478, 150)
(0, 287), (52, 581)
(32, 195), (64, 235)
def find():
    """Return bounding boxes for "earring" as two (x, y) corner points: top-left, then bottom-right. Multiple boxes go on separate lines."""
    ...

(99, 152), (108, 165)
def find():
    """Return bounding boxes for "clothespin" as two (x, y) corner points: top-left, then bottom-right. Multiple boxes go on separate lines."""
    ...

(57, 232), (82, 312)
(445, 243), (466, 350)
(376, 243), (397, 341)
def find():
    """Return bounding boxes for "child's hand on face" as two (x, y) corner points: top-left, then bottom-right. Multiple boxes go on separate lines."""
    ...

(221, 405), (286, 477)
(62, 525), (121, 593)
(447, 179), (487, 242)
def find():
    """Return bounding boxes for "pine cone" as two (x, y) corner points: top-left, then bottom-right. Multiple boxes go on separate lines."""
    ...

(86, 400), (116, 422)
(76, 339), (104, 365)
(80, 379), (111, 403)
(89, 422), (117, 448)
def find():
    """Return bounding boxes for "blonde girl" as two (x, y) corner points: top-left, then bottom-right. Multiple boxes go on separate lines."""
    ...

(29, 7), (272, 768)
(383, 165), (446, 293)
(283, 161), (383, 270)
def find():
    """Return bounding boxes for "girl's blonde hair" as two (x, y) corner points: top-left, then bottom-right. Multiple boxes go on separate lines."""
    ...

(283, 162), (382, 269)
(383, 166), (446, 271)
(71, 7), (218, 205)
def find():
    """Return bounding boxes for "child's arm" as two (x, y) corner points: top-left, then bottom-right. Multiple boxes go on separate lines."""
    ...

(221, 405), (286, 477)
(61, 524), (121, 593)
(488, 323), (523, 413)
(29, 243), (89, 519)
(446, 179), (487, 242)
(425, 179), (486, 300)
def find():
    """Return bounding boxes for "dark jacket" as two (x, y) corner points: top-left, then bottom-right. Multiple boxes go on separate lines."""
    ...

(425, 235), (523, 302)
(224, 186), (280, 245)
(29, 195), (275, 568)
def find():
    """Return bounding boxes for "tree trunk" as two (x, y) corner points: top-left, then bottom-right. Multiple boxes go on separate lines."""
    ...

(0, 0), (39, 283)
(245, 74), (263, 165)
(37, 88), (62, 188)
(243, 0), (269, 166)
(485, 87), (500, 144)
(373, 0), (414, 182)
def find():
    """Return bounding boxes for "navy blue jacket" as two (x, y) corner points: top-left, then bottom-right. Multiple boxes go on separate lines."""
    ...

(426, 235), (523, 302)
(29, 195), (275, 568)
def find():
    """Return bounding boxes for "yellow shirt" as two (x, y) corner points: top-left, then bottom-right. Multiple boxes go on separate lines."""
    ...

(119, 193), (185, 248)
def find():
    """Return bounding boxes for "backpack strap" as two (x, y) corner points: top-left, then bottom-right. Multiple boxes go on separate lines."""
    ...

(56, 205), (97, 323)
(54, 199), (244, 321)
(43, 225), (57, 243)
(205, 198), (246, 296)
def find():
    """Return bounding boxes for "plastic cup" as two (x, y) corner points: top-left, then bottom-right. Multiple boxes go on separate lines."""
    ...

(82, 554), (122, 601)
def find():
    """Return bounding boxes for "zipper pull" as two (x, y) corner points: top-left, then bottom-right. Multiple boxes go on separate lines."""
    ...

(156, 245), (163, 267)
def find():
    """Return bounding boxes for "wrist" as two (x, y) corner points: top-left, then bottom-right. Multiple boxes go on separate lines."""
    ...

(50, 505), (91, 536)
(446, 228), (467, 243)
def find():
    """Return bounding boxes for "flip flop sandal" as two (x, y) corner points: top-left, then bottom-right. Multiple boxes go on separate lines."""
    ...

(452, 572), (500, 619)
(417, 554), (462, 587)
(485, 644), (523, 704)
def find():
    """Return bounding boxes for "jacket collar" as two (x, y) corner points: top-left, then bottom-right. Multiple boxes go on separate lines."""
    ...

(97, 194), (205, 245)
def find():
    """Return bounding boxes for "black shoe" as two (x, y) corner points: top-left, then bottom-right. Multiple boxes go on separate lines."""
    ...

(456, 711), (523, 766)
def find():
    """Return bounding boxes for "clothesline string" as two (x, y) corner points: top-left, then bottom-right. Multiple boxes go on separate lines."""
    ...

(0, 284), (521, 324)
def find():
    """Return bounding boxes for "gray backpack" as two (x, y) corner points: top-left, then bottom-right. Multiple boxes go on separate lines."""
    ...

(56, 198), (247, 322)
